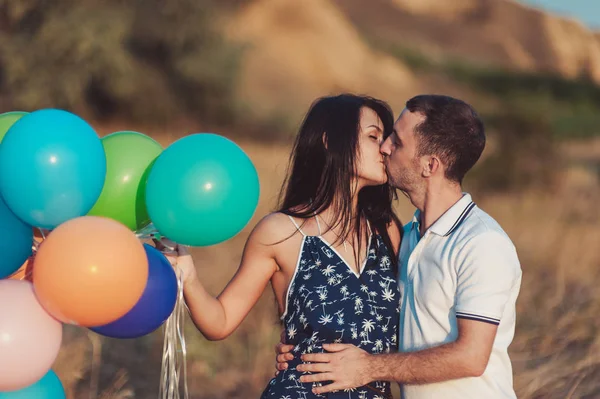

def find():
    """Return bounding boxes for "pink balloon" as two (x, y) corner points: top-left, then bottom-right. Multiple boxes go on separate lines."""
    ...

(0, 280), (62, 392)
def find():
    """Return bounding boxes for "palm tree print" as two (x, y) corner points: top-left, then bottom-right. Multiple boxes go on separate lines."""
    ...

(299, 313), (307, 327)
(366, 269), (377, 282)
(379, 255), (391, 271)
(322, 246), (334, 258)
(374, 339), (384, 353)
(316, 285), (328, 301)
(318, 313), (333, 325)
(340, 285), (350, 300)
(287, 373), (302, 389)
(354, 297), (364, 314)
(382, 288), (396, 302)
(361, 319), (375, 343)
(288, 325), (297, 340)
(350, 322), (358, 340)
(335, 310), (345, 325)
(262, 225), (399, 399)
(366, 290), (377, 302)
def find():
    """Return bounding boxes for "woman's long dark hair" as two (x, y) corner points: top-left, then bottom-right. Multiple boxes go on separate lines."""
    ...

(278, 94), (401, 270)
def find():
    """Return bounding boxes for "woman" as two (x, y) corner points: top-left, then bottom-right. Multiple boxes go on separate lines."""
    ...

(170, 94), (402, 398)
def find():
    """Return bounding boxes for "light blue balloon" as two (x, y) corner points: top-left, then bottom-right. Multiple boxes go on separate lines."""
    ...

(0, 370), (65, 399)
(0, 109), (106, 228)
(146, 133), (260, 246)
(0, 195), (32, 278)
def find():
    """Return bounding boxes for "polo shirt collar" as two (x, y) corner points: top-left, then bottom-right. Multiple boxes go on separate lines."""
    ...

(412, 193), (476, 237)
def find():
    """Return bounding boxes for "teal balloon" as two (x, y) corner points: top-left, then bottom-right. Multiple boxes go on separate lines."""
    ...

(0, 109), (106, 228)
(145, 134), (259, 246)
(0, 195), (32, 279)
(0, 370), (65, 399)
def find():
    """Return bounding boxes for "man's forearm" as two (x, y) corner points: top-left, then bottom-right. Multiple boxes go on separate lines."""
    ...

(368, 341), (485, 385)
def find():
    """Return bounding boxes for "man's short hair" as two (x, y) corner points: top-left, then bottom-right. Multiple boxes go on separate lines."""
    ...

(406, 95), (485, 183)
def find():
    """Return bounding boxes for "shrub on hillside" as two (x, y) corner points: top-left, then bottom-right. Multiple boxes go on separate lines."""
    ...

(467, 110), (560, 193)
(0, 0), (241, 124)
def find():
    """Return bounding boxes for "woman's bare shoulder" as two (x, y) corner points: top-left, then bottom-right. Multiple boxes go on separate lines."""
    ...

(249, 212), (301, 244)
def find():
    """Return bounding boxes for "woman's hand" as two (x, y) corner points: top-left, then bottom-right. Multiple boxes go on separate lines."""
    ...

(173, 244), (197, 285)
(154, 238), (198, 285)
(275, 330), (295, 374)
(146, 214), (283, 340)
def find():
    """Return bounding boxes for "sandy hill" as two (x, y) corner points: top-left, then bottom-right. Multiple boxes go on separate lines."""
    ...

(223, 0), (424, 121)
(221, 0), (600, 123)
(334, 0), (600, 81)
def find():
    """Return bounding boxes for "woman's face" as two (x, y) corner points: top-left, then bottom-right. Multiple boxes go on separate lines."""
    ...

(355, 106), (387, 187)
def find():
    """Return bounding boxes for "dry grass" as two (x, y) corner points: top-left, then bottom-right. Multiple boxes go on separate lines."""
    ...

(52, 134), (599, 398)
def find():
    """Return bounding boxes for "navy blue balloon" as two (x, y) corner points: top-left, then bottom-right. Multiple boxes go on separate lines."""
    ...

(90, 244), (177, 338)
(0, 195), (32, 279)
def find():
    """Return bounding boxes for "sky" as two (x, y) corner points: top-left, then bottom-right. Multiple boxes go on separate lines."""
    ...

(520, 0), (600, 29)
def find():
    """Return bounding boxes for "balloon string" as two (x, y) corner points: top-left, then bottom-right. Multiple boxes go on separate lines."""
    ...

(159, 269), (188, 399)
(37, 227), (47, 240)
(177, 271), (189, 399)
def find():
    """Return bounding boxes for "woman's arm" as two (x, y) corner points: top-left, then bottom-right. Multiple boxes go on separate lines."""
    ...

(174, 215), (281, 340)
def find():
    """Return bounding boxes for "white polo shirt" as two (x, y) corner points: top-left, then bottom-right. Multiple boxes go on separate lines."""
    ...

(398, 193), (521, 399)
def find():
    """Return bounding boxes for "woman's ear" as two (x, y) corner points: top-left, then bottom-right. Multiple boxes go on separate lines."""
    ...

(322, 132), (328, 150)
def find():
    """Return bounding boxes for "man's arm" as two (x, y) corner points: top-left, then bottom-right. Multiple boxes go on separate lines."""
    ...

(369, 318), (496, 383)
(299, 231), (521, 394)
(298, 318), (496, 394)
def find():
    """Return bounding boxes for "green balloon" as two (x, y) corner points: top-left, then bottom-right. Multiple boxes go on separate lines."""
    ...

(88, 131), (163, 230)
(0, 111), (28, 143)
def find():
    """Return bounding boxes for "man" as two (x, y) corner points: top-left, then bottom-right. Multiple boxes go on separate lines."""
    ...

(275, 95), (522, 398)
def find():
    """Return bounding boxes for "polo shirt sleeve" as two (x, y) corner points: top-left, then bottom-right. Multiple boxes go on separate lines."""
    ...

(454, 231), (521, 325)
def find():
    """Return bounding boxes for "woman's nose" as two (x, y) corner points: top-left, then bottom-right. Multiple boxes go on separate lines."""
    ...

(380, 138), (391, 156)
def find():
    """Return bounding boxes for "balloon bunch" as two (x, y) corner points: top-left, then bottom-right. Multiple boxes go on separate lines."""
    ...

(0, 110), (260, 398)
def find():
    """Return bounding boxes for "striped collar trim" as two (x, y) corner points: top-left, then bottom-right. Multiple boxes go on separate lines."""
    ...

(411, 193), (476, 237)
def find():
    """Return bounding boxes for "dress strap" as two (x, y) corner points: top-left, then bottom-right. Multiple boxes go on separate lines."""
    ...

(288, 215), (307, 236)
(314, 214), (323, 236)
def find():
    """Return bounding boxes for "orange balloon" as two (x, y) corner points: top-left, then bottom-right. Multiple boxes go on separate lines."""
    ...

(33, 216), (148, 327)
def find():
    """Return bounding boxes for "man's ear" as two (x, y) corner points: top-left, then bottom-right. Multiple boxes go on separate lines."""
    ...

(322, 132), (328, 150)
(422, 155), (441, 178)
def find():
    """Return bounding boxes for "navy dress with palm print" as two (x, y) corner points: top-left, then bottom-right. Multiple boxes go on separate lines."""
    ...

(261, 216), (401, 399)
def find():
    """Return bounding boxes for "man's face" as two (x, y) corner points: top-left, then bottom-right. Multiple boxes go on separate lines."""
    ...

(380, 108), (425, 191)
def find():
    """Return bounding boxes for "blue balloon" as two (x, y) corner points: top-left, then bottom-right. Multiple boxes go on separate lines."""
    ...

(0, 109), (106, 229)
(0, 195), (32, 279)
(90, 244), (177, 338)
(0, 370), (65, 399)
